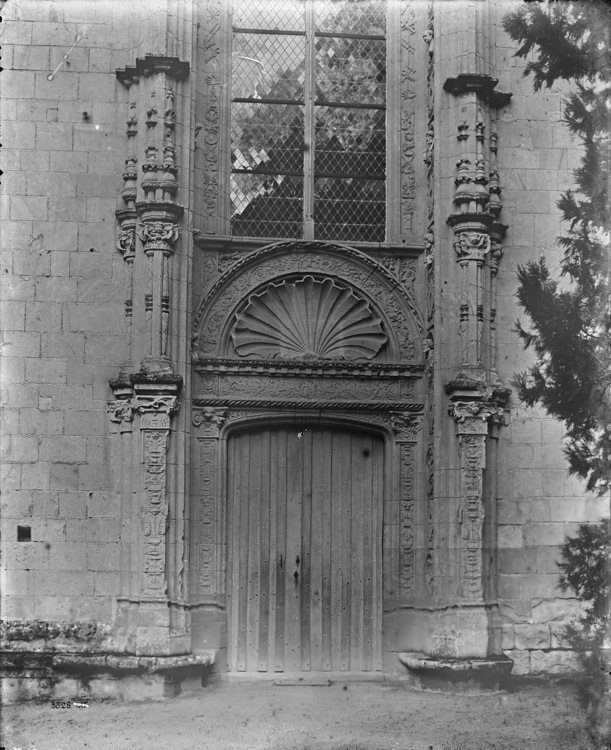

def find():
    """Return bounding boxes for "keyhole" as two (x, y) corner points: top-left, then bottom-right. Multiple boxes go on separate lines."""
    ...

(294, 570), (299, 583)
(296, 555), (300, 566)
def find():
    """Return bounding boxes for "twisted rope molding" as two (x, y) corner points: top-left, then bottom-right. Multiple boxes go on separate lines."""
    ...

(192, 399), (424, 412)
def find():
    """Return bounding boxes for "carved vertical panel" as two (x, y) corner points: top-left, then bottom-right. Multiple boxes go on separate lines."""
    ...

(198, 438), (217, 593)
(399, 443), (415, 596)
(141, 425), (170, 597)
(457, 434), (486, 599)
(202, 0), (223, 234)
(399, 1), (417, 236)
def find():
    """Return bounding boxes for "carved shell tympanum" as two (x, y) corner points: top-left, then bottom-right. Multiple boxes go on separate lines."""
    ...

(231, 276), (388, 360)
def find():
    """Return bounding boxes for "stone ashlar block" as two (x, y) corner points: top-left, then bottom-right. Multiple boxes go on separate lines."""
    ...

(77, 464), (111, 492)
(504, 649), (530, 676)
(86, 541), (120, 572)
(20, 149), (51, 172)
(30, 222), (78, 255)
(64, 304), (123, 334)
(75, 173), (122, 198)
(84, 334), (125, 365)
(89, 48), (112, 73)
(498, 548), (538, 575)
(49, 150), (88, 172)
(40, 435), (87, 464)
(49, 45), (89, 73)
(35, 121), (74, 151)
(66, 518), (100, 543)
(69, 252), (113, 279)
(39, 384), (94, 411)
(77, 278), (124, 304)
(0, 464), (22, 493)
(41, 332), (85, 360)
(2, 71), (36, 101)
(0, 409), (19, 435)
(514, 624), (551, 651)
(27, 171), (77, 198)
(501, 624), (514, 651)
(1, 20), (34, 45)
(12, 249), (52, 278)
(31, 21), (81, 47)
(48, 541), (87, 571)
(25, 358), (66, 384)
(549, 497), (589, 523)
(1, 383), (39, 410)
(49, 463), (79, 491)
(12, 44), (51, 71)
(35, 277), (78, 303)
(498, 573), (562, 600)
(523, 523), (567, 548)
(497, 525), (523, 549)
(64, 410), (107, 437)
(97, 518), (121, 543)
(529, 650), (580, 675)
(531, 597), (581, 624)
(66, 363), (94, 386)
(10, 196), (48, 222)
(0, 435), (39, 463)
(58, 491), (88, 518)
(0, 278), (38, 304)
(2, 330), (40, 356)
(2, 301), (27, 332)
(1, 358), (25, 384)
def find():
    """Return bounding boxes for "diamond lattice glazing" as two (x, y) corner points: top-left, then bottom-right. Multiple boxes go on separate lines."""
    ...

(233, 33), (305, 101)
(233, 0), (305, 31)
(315, 0), (386, 36)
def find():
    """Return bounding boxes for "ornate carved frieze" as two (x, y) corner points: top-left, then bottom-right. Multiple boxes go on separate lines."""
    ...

(107, 399), (135, 431)
(231, 276), (388, 361)
(201, 375), (414, 403)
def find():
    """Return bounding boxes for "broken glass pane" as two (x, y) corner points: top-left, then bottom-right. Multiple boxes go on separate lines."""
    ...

(233, 33), (305, 102)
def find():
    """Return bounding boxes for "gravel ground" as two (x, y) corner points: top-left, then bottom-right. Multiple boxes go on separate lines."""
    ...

(1, 679), (592, 750)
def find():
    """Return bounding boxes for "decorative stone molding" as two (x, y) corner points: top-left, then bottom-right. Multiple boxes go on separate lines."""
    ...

(399, 443), (416, 596)
(448, 400), (505, 427)
(231, 276), (388, 361)
(107, 399), (135, 430)
(192, 406), (227, 437)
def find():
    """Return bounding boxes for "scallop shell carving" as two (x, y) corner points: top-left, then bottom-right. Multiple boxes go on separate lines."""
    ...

(231, 276), (388, 360)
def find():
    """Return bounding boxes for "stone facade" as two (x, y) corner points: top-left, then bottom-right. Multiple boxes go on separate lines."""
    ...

(1, 0), (606, 699)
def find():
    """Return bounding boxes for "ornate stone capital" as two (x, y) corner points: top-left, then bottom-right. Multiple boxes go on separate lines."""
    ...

(449, 400), (505, 434)
(391, 412), (423, 442)
(116, 227), (136, 257)
(137, 221), (180, 253)
(193, 407), (227, 437)
(453, 232), (491, 263)
(107, 400), (135, 431)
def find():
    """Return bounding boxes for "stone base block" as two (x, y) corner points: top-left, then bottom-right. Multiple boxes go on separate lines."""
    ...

(0, 650), (216, 704)
(398, 652), (514, 692)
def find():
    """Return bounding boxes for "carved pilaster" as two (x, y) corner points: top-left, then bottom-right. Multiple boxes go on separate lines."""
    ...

(134, 394), (179, 599)
(449, 400), (505, 600)
(116, 55), (188, 379)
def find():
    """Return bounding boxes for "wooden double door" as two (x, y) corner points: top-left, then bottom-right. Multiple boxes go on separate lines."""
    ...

(227, 425), (383, 673)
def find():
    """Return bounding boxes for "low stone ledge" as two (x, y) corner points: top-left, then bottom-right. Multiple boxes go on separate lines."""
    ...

(1, 651), (216, 702)
(398, 652), (513, 691)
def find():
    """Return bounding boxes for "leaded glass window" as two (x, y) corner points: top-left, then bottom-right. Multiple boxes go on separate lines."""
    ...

(231, 0), (387, 242)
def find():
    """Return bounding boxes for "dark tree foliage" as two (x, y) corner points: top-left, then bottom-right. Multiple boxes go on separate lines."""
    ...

(503, 1), (611, 496)
(558, 521), (610, 749)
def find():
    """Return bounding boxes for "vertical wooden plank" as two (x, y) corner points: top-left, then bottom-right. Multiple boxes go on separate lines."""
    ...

(258, 429), (271, 671)
(237, 433), (250, 671)
(268, 428), (278, 671)
(307, 428), (322, 671)
(373, 435), (384, 671)
(362, 434), (373, 671)
(350, 432), (364, 671)
(321, 429), (333, 671)
(300, 428), (313, 670)
(227, 436), (239, 672)
(330, 430), (343, 671)
(247, 430), (262, 670)
(285, 428), (302, 671)
(274, 428), (288, 672)
(340, 431), (351, 671)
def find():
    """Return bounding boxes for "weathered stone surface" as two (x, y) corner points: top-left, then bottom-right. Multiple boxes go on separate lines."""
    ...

(514, 624), (551, 651)
(529, 650), (580, 675)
